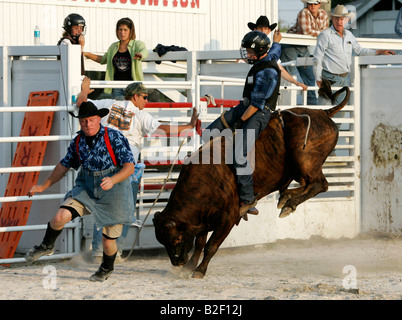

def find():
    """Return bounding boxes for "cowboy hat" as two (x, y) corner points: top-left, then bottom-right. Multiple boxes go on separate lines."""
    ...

(69, 101), (109, 118)
(301, 0), (328, 4)
(331, 4), (354, 18)
(248, 16), (277, 31)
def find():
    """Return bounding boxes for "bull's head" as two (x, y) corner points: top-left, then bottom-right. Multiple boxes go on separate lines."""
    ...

(153, 211), (197, 266)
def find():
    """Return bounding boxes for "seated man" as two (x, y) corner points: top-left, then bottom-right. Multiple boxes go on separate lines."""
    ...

(281, 0), (329, 105)
(248, 15), (308, 92)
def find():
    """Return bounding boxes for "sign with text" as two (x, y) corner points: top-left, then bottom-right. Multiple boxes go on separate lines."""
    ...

(48, 0), (206, 13)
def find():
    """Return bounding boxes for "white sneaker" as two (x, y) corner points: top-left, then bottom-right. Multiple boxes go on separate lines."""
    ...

(131, 220), (142, 228)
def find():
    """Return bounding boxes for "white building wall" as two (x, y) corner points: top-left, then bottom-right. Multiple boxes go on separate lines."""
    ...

(0, 0), (278, 52)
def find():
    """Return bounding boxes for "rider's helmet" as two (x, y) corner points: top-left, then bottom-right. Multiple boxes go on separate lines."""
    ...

(240, 31), (271, 64)
(63, 13), (86, 41)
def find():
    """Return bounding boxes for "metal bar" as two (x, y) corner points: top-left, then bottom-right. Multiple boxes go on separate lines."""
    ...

(0, 253), (76, 264)
(0, 106), (76, 112)
(0, 194), (65, 203)
(0, 220), (81, 264)
(0, 135), (72, 143)
(90, 80), (193, 89)
(198, 75), (244, 82)
(0, 165), (55, 173)
(0, 220), (79, 233)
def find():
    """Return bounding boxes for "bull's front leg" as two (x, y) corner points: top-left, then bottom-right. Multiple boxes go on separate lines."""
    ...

(185, 232), (208, 271)
(192, 226), (234, 279)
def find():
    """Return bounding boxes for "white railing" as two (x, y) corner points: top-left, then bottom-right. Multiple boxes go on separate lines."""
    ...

(0, 47), (363, 259)
(0, 78), (360, 259)
(0, 105), (78, 264)
(0, 219), (81, 264)
(196, 74), (359, 198)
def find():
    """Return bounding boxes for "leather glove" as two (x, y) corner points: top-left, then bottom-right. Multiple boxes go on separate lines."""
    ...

(231, 119), (244, 132)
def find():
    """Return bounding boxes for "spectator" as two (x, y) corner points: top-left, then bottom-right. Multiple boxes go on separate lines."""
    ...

(84, 17), (148, 99)
(248, 16), (308, 93)
(58, 13), (87, 75)
(313, 5), (395, 106)
(281, 0), (329, 105)
(395, 7), (402, 37)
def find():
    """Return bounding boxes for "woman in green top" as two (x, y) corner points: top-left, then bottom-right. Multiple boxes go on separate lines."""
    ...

(84, 17), (149, 99)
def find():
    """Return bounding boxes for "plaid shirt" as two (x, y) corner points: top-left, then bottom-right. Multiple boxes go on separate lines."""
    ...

(288, 8), (328, 37)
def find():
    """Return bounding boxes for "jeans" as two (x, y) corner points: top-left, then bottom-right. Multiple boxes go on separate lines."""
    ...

(234, 108), (270, 202)
(281, 44), (317, 105)
(203, 103), (270, 203)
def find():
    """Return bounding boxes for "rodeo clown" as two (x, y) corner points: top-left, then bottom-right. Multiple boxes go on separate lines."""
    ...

(203, 31), (281, 219)
(25, 102), (135, 282)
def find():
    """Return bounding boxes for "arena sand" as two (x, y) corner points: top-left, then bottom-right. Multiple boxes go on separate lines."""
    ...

(1, 233), (401, 300)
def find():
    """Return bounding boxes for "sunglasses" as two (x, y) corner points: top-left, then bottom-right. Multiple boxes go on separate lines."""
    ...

(138, 94), (148, 100)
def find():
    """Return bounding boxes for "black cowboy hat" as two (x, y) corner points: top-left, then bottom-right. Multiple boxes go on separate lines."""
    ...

(248, 15), (277, 31)
(69, 101), (109, 118)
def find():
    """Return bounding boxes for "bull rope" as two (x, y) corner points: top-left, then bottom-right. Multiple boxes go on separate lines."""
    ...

(123, 130), (191, 261)
(278, 109), (311, 150)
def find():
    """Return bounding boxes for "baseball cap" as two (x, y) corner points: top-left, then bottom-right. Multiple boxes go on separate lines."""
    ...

(123, 82), (152, 97)
(302, 0), (328, 4)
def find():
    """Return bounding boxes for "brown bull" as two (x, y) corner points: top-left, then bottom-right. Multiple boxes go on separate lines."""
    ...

(153, 84), (350, 278)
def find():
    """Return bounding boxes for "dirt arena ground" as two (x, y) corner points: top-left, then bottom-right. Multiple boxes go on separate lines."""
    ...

(1, 233), (401, 301)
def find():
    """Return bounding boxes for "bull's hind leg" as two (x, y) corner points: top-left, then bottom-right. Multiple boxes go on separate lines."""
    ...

(277, 179), (294, 209)
(279, 172), (329, 218)
(278, 184), (305, 209)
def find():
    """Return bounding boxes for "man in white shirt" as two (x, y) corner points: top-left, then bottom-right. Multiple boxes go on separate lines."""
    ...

(77, 77), (198, 261)
(313, 5), (395, 105)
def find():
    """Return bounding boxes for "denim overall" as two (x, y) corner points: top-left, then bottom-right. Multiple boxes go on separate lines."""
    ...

(91, 163), (145, 256)
(65, 166), (134, 229)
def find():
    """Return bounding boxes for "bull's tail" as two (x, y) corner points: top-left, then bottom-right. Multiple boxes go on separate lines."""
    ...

(318, 79), (351, 117)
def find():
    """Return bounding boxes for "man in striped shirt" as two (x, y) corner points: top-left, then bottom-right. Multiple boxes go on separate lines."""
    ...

(281, 0), (329, 105)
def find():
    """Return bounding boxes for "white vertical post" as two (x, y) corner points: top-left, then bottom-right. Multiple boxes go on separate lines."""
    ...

(0, 46), (12, 195)
(352, 56), (361, 236)
(186, 51), (198, 103)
